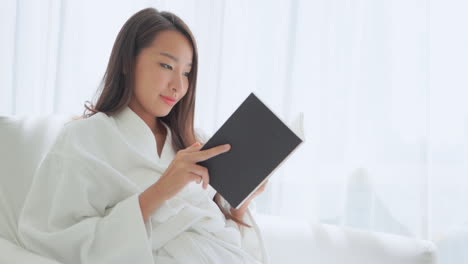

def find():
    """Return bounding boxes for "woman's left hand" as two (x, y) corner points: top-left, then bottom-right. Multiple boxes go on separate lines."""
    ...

(230, 179), (269, 219)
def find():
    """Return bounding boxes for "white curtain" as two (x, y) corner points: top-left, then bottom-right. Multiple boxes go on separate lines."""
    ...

(1, 0), (467, 262)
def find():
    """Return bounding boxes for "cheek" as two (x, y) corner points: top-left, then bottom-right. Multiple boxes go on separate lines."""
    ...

(153, 65), (167, 77)
(143, 67), (169, 91)
(149, 68), (165, 83)
(182, 80), (190, 96)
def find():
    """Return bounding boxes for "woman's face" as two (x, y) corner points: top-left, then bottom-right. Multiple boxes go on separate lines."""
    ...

(129, 30), (193, 123)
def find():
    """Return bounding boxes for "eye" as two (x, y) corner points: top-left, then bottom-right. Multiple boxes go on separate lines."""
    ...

(160, 63), (173, 70)
(183, 72), (190, 77)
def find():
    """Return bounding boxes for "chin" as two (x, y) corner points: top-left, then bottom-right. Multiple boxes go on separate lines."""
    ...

(149, 104), (172, 117)
(156, 108), (172, 117)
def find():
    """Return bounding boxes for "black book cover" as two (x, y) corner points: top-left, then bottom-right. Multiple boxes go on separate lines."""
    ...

(198, 92), (304, 209)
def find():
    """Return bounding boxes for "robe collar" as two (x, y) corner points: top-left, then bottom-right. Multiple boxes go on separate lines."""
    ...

(111, 106), (171, 162)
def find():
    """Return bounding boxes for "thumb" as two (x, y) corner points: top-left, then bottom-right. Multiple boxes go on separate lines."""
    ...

(186, 141), (203, 151)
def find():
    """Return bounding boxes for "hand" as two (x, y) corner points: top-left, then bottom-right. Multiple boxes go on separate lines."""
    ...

(230, 179), (269, 218)
(154, 141), (231, 201)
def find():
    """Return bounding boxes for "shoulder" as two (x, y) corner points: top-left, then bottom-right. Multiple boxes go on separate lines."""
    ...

(64, 112), (112, 132)
(53, 112), (116, 153)
(63, 112), (115, 137)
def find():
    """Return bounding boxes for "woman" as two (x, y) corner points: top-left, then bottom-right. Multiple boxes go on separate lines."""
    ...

(18, 7), (269, 264)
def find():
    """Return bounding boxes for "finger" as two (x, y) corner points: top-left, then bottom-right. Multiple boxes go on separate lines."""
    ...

(190, 173), (203, 184)
(200, 172), (209, 189)
(192, 144), (231, 162)
(185, 141), (205, 153)
(188, 141), (202, 149)
(189, 164), (210, 189)
(259, 180), (268, 190)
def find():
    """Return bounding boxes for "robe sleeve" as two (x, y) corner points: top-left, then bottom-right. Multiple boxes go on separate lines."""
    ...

(17, 131), (154, 264)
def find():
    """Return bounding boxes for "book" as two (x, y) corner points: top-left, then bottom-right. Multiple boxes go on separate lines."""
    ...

(198, 92), (304, 209)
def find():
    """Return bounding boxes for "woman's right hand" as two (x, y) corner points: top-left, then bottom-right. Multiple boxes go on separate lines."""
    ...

(154, 141), (231, 200)
(139, 141), (231, 222)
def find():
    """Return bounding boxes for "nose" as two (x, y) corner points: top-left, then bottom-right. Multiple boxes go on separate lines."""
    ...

(170, 75), (184, 94)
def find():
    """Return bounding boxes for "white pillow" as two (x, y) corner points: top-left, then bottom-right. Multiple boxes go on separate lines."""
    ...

(0, 115), (71, 245)
(256, 214), (437, 264)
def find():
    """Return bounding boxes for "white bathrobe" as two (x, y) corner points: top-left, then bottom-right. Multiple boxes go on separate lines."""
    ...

(17, 106), (269, 264)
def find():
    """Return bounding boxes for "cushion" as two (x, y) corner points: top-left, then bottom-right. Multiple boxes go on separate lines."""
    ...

(0, 115), (72, 244)
(255, 214), (437, 264)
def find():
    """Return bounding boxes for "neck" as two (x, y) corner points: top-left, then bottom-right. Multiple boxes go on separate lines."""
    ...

(152, 118), (166, 136)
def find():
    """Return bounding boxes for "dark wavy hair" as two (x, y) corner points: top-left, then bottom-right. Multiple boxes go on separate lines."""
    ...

(76, 7), (251, 228)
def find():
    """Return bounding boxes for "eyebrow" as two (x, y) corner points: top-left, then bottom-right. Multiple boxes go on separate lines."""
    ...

(159, 52), (192, 66)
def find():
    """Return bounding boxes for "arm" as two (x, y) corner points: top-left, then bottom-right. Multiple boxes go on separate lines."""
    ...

(139, 182), (168, 223)
(17, 151), (154, 264)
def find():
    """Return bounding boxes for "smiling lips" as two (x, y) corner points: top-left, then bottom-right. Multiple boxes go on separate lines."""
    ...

(160, 95), (177, 106)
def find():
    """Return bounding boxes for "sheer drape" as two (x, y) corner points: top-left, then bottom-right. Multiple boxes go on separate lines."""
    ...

(1, 0), (467, 262)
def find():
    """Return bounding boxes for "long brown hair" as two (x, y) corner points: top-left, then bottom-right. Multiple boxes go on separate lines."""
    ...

(77, 8), (251, 228)
(81, 8), (197, 151)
